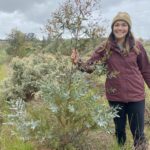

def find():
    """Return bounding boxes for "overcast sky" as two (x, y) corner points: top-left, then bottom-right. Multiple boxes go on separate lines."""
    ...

(0, 0), (150, 39)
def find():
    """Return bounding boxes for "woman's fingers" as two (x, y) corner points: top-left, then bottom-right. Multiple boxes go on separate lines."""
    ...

(71, 51), (76, 60)
(71, 49), (79, 64)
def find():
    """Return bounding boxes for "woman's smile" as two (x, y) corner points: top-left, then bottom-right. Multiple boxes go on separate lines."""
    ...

(113, 20), (129, 40)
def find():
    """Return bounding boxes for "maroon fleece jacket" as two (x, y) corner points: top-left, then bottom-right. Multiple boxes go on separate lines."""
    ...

(77, 41), (150, 102)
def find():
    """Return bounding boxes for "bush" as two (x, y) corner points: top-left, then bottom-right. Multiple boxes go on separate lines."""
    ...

(6, 29), (42, 58)
(2, 54), (54, 101)
(37, 55), (118, 149)
(1, 53), (118, 149)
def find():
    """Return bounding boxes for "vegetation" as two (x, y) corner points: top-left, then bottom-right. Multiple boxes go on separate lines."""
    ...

(0, 52), (119, 149)
(0, 40), (150, 149)
(45, 0), (106, 55)
(0, 0), (150, 149)
(6, 29), (42, 58)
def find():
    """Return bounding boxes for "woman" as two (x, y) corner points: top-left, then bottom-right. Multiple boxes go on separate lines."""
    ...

(71, 12), (150, 149)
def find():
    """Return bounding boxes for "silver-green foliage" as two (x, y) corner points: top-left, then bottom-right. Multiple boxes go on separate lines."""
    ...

(3, 98), (40, 141)
(39, 55), (118, 149)
(2, 54), (52, 101)
(1, 53), (118, 149)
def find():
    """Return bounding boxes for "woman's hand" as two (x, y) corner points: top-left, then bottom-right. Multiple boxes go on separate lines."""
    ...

(71, 49), (80, 65)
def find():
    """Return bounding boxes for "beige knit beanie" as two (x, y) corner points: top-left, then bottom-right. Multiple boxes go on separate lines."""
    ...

(111, 12), (132, 28)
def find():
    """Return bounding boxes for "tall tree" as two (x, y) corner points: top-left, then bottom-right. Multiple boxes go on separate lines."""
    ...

(6, 29), (26, 57)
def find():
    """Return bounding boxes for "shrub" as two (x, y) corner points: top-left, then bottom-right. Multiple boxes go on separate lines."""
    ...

(2, 54), (54, 101)
(6, 29), (42, 58)
(37, 56), (118, 149)
(1, 53), (118, 149)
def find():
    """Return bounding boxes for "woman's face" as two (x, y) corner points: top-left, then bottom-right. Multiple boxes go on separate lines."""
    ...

(113, 20), (129, 41)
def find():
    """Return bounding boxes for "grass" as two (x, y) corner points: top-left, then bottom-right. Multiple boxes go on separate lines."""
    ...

(0, 64), (7, 80)
(0, 135), (34, 150)
(0, 132), (34, 150)
(0, 45), (9, 81)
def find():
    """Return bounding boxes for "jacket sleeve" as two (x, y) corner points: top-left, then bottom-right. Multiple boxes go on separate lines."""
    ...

(77, 42), (106, 73)
(137, 42), (150, 88)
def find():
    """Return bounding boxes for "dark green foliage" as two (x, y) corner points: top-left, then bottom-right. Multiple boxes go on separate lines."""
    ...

(6, 29), (41, 58)
(44, 38), (103, 55)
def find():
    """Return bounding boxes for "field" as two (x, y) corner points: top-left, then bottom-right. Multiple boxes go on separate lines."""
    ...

(0, 41), (150, 150)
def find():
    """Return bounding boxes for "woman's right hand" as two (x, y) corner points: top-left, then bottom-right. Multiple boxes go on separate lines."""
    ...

(71, 49), (80, 65)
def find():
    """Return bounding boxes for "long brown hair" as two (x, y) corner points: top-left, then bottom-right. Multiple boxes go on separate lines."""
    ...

(103, 27), (141, 56)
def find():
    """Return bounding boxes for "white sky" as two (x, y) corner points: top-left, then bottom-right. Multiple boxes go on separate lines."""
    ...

(0, 0), (150, 40)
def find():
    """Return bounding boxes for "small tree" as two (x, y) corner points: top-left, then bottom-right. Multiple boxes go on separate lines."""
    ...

(6, 29), (26, 57)
(6, 29), (40, 57)
(38, 56), (118, 149)
(45, 0), (106, 54)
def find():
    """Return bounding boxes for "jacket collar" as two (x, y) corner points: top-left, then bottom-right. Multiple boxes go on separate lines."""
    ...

(109, 39), (134, 54)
